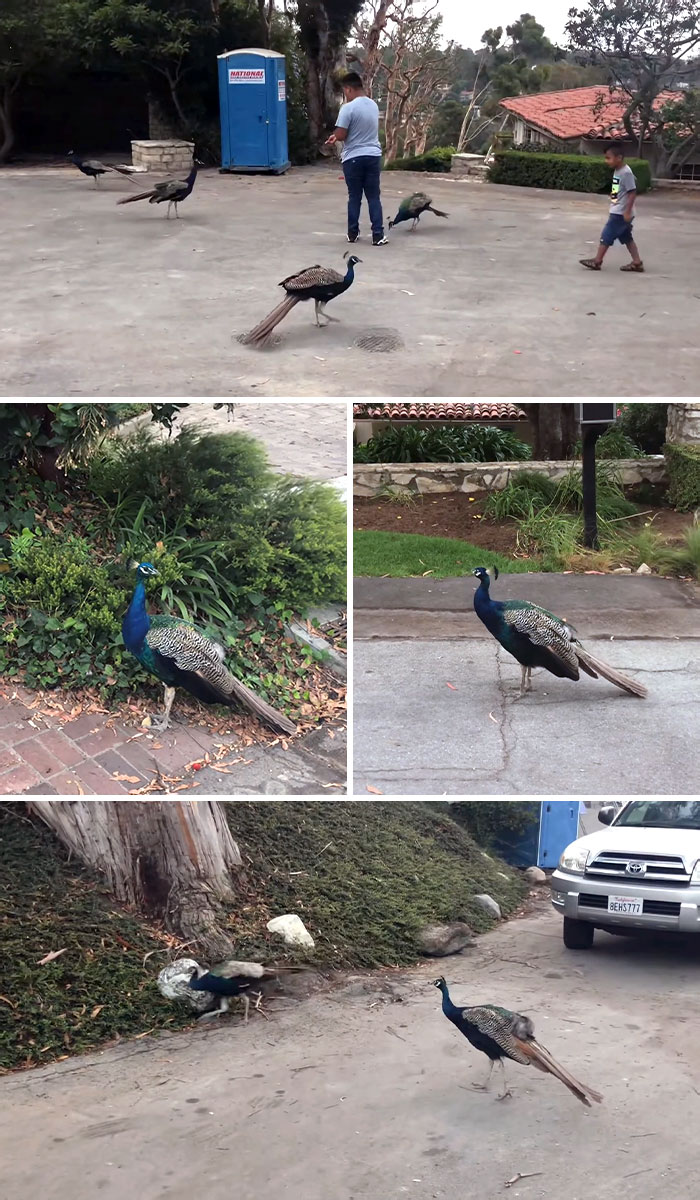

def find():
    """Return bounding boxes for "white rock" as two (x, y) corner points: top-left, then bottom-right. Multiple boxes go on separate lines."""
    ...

(473, 893), (502, 919)
(267, 914), (315, 949)
(524, 865), (547, 885)
(157, 958), (214, 1011)
(612, 567), (632, 574)
(636, 563), (652, 574)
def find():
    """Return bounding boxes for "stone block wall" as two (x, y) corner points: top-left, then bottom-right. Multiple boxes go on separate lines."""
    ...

(131, 140), (194, 174)
(451, 153), (488, 181)
(353, 457), (667, 497)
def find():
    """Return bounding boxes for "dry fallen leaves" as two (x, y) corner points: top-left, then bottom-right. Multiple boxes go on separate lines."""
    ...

(36, 948), (68, 966)
(366, 785), (383, 795)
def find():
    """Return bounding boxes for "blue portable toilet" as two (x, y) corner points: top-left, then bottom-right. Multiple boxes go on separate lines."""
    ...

(490, 801), (580, 869)
(217, 48), (290, 173)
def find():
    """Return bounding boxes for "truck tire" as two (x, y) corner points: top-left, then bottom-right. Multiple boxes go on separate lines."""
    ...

(563, 917), (594, 949)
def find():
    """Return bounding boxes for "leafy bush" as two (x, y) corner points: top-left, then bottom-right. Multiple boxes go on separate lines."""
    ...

(386, 145), (455, 172)
(618, 404), (668, 454)
(489, 150), (652, 194)
(484, 471), (558, 519)
(450, 802), (539, 849)
(576, 425), (646, 459)
(353, 423), (532, 464)
(664, 443), (700, 511)
(484, 466), (636, 522)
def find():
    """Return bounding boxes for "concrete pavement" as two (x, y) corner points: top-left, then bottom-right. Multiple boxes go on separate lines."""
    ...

(354, 574), (700, 795)
(3, 907), (699, 1200)
(2, 166), (700, 396)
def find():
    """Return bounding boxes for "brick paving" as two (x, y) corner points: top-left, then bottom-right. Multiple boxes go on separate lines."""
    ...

(0, 688), (224, 795)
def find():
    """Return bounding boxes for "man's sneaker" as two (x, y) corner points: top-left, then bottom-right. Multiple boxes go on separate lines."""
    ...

(347, 232), (360, 243)
(372, 235), (389, 246)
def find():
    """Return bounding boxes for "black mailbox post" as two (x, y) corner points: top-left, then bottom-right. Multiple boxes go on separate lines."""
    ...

(577, 403), (618, 548)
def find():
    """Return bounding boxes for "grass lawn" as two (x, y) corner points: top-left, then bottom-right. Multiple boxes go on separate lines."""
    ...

(354, 529), (539, 578)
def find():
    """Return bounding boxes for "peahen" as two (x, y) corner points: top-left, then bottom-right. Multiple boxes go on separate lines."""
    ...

(241, 254), (361, 346)
(122, 562), (296, 734)
(388, 192), (449, 232)
(472, 566), (647, 698)
(67, 150), (139, 185)
(189, 959), (306, 1022)
(433, 978), (602, 1107)
(117, 158), (199, 218)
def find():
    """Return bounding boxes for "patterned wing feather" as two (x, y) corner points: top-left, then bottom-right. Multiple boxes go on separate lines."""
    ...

(401, 191), (431, 214)
(282, 265), (344, 290)
(210, 960), (265, 980)
(460, 1005), (534, 1064)
(145, 617), (236, 699)
(501, 602), (579, 672)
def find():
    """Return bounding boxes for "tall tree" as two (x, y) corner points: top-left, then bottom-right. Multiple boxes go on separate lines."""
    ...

(27, 801), (243, 959)
(566, 0), (700, 172)
(522, 404), (579, 460)
(295, 0), (363, 143)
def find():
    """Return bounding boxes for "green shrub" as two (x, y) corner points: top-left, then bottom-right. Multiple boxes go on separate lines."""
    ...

(450, 801), (539, 850)
(489, 150), (652, 194)
(575, 425), (646, 459)
(386, 145), (455, 172)
(664, 443), (700, 511)
(618, 404), (668, 454)
(353, 423), (532, 464)
(484, 470), (558, 519)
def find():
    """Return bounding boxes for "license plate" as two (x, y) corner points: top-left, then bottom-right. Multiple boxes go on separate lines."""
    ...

(608, 895), (643, 915)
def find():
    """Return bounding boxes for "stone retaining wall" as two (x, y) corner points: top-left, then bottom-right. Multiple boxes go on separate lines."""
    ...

(451, 152), (489, 181)
(130, 140), (194, 173)
(353, 457), (667, 497)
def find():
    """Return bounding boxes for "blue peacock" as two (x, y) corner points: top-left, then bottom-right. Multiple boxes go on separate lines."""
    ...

(433, 977), (602, 1106)
(388, 192), (449, 232)
(122, 562), (296, 733)
(472, 566), (647, 698)
(241, 254), (362, 346)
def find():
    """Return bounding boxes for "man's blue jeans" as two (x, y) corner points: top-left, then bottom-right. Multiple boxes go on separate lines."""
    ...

(343, 155), (384, 239)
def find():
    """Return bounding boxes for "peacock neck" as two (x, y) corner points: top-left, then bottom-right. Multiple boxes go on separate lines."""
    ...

(122, 577), (150, 652)
(344, 264), (355, 285)
(439, 983), (461, 1021)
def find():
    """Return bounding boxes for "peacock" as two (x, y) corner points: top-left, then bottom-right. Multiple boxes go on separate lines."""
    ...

(117, 158), (199, 218)
(241, 254), (361, 346)
(67, 150), (140, 185)
(388, 192), (449, 232)
(472, 566), (648, 698)
(121, 562), (296, 734)
(189, 959), (306, 1022)
(433, 977), (602, 1107)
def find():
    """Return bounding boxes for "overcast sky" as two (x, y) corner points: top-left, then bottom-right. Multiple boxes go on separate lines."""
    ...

(437, 0), (571, 50)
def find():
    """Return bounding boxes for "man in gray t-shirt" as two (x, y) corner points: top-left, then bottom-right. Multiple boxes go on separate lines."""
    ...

(580, 142), (644, 272)
(325, 72), (387, 246)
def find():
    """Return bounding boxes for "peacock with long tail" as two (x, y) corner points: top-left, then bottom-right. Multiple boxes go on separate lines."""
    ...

(433, 977), (602, 1106)
(472, 566), (647, 698)
(67, 150), (140, 185)
(388, 192), (449, 232)
(117, 158), (199, 218)
(241, 254), (361, 346)
(121, 562), (296, 734)
(189, 959), (307, 1022)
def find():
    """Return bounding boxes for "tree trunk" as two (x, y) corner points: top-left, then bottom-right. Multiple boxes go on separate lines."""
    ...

(666, 402), (700, 445)
(298, 1), (352, 144)
(27, 801), (244, 960)
(523, 404), (578, 459)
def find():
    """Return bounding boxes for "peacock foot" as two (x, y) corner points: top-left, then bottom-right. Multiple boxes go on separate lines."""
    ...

(471, 1082), (489, 1091)
(149, 715), (171, 731)
(496, 1089), (513, 1102)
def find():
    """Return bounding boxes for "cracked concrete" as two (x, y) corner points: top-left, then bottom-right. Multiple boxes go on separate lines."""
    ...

(354, 573), (700, 795)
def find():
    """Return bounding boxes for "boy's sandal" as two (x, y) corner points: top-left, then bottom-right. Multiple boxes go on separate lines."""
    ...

(579, 258), (601, 270)
(620, 262), (644, 272)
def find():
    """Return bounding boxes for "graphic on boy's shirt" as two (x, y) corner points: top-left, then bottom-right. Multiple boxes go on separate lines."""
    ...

(611, 174), (620, 200)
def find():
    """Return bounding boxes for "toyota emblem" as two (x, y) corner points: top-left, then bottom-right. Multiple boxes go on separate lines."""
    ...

(626, 861), (646, 876)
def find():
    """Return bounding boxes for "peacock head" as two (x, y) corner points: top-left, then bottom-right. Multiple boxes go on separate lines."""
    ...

(432, 976), (448, 992)
(473, 566), (498, 588)
(135, 562), (159, 578)
(343, 252), (362, 268)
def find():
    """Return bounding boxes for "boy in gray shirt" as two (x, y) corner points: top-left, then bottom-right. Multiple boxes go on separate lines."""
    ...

(325, 72), (388, 246)
(580, 142), (644, 272)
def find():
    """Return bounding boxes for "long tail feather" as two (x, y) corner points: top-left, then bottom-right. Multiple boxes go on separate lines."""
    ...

(111, 165), (145, 187)
(525, 1039), (603, 1107)
(428, 205), (449, 218)
(240, 295), (299, 346)
(575, 647), (647, 698)
(117, 189), (156, 205)
(226, 677), (296, 735)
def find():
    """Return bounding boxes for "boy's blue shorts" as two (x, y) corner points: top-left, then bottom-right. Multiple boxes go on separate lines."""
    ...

(600, 213), (634, 246)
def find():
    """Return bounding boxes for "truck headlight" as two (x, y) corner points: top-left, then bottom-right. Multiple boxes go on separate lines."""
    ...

(690, 860), (700, 885)
(559, 845), (589, 874)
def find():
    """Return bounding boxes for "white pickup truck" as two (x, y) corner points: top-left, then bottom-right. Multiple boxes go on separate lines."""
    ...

(551, 801), (700, 948)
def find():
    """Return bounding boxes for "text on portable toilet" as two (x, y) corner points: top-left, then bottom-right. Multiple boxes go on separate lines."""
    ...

(229, 68), (265, 83)
(278, 79), (286, 101)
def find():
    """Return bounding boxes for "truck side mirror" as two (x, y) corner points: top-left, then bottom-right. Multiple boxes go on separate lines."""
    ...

(598, 806), (615, 826)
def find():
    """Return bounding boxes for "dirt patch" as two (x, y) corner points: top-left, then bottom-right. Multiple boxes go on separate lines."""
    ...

(354, 494), (520, 554)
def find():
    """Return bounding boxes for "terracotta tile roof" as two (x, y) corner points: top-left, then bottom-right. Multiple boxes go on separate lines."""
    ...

(353, 402), (526, 421)
(500, 86), (682, 141)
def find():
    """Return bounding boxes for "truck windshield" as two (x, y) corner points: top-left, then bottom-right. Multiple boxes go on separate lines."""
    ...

(615, 801), (700, 829)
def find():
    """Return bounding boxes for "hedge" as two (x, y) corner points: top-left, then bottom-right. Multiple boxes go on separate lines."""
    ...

(489, 150), (652, 194)
(664, 443), (700, 511)
(386, 146), (455, 172)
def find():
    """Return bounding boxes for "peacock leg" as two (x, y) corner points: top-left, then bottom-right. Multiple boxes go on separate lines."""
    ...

(495, 1059), (512, 1101)
(241, 992), (251, 1024)
(198, 997), (229, 1021)
(515, 665), (528, 698)
(411, 217), (418, 231)
(314, 299), (323, 327)
(174, 203), (179, 219)
(166, 201), (172, 219)
(319, 301), (339, 323)
(471, 1058), (494, 1091)
(151, 685), (176, 731)
(525, 667), (533, 692)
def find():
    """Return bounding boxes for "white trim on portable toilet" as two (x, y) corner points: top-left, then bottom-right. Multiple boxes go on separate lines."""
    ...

(217, 49), (285, 58)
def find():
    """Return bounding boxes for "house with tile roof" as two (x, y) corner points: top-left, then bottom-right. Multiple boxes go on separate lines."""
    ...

(499, 85), (700, 179)
(353, 402), (531, 446)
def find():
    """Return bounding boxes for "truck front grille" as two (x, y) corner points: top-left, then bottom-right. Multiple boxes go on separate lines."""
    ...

(585, 851), (690, 887)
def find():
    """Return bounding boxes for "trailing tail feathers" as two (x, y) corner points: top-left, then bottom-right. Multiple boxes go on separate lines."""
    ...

(240, 295), (299, 346)
(117, 188), (156, 205)
(523, 1038), (603, 1108)
(575, 647), (647, 698)
(227, 676), (296, 735)
(428, 205), (449, 218)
